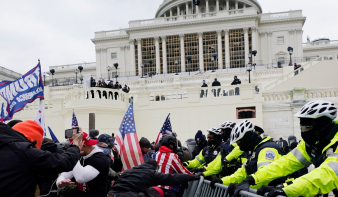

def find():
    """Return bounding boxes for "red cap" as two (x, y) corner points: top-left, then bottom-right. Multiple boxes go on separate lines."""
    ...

(69, 131), (97, 146)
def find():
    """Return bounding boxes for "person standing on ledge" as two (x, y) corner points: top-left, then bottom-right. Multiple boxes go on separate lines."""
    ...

(231, 76), (241, 85)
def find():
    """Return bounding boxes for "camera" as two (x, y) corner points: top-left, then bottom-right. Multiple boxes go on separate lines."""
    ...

(65, 128), (79, 139)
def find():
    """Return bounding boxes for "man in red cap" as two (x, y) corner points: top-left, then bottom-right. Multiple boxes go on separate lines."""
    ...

(57, 128), (109, 197)
(0, 120), (83, 197)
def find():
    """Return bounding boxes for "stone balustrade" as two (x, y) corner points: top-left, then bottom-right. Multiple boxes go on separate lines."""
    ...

(263, 88), (338, 101)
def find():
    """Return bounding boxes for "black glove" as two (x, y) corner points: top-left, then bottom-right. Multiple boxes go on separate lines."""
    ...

(195, 172), (204, 177)
(231, 176), (255, 197)
(190, 168), (204, 173)
(112, 149), (119, 159)
(210, 177), (222, 189)
(222, 159), (229, 168)
(257, 186), (286, 197)
(225, 183), (237, 197)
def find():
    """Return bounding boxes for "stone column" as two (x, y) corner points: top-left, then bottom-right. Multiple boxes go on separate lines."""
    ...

(186, 3), (189, 15)
(251, 27), (257, 51)
(267, 32), (272, 64)
(119, 46), (126, 75)
(224, 29), (230, 68)
(206, 0), (209, 13)
(296, 29), (303, 60)
(177, 6), (180, 16)
(95, 48), (101, 78)
(196, 5), (199, 14)
(137, 38), (142, 76)
(243, 4), (246, 8)
(217, 30), (223, 69)
(216, 0), (219, 11)
(180, 34), (186, 72)
(101, 48), (107, 79)
(235, 1), (238, 9)
(198, 32), (204, 71)
(170, 9), (173, 17)
(161, 36), (167, 73)
(244, 27), (249, 65)
(226, 0), (229, 10)
(129, 40), (136, 76)
(155, 36), (160, 74)
(264, 32), (268, 64)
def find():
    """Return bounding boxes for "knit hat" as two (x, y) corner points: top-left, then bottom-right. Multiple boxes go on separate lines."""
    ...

(195, 130), (206, 142)
(13, 120), (44, 149)
(139, 137), (151, 148)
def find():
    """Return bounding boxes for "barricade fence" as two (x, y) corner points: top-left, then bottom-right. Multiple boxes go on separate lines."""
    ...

(183, 176), (285, 197)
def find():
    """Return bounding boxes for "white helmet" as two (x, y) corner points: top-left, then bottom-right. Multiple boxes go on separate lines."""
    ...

(220, 121), (236, 129)
(295, 100), (337, 120)
(207, 127), (222, 136)
(230, 120), (255, 144)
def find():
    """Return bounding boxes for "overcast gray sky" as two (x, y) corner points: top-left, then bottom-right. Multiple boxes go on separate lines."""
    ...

(1, 0), (337, 74)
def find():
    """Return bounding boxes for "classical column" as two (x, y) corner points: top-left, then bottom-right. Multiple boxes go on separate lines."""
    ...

(129, 40), (136, 76)
(226, 0), (229, 10)
(235, 1), (238, 9)
(170, 9), (173, 17)
(251, 27), (257, 52)
(244, 27), (249, 65)
(155, 36), (160, 74)
(137, 38), (142, 76)
(224, 29), (230, 68)
(206, 0), (209, 13)
(95, 48), (101, 78)
(296, 29), (303, 60)
(161, 36), (167, 73)
(196, 5), (199, 14)
(264, 32), (268, 64)
(243, 3), (246, 8)
(101, 48), (107, 79)
(216, 0), (219, 11)
(198, 32), (204, 71)
(180, 34), (186, 72)
(186, 3), (189, 15)
(177, 6), (180, 16)
(267, 32), (272, 64)
(119, 46), (126, 75)
(164, 13), (167, 17)
(217, 30), (223, 69)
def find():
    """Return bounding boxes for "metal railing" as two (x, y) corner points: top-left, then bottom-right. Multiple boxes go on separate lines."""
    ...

(183, 177), (271, 197)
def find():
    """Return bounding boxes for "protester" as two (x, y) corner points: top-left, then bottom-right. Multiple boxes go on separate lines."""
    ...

(277, 137), (288, 149)
(122, 84), (130, 93)
(0, 121), (82, 197)
(192, 130), (207, 158)
(154, 135), (193, 197)
(210, 120), (284, 195)
(57, 130), (109, 197)
(6, 119), (22, 127)
(108, 159), (200, 197)
(140, 137), (154, 161)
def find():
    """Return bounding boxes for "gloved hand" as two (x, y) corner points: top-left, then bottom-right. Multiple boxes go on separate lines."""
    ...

(210, 177), (222, 189)
(230, 176), (255, 197)
(225, 183), (237, 197)
(257, 186), (286, 197)
(112, 149), (119, 159)
(222, 159), (229, 168)
(190, 168), (205, 173)
(183, 162), (188, 167)
(195, 172), (204, 177)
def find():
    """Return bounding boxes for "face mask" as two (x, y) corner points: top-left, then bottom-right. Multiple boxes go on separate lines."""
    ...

(238, 142), (251, 152)
(301, 129), (317, 146)
(208, 140), (216, 147)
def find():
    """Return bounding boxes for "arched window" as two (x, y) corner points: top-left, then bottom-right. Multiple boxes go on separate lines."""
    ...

(210, 7), (215, 12)
(201, 7), (206, 13)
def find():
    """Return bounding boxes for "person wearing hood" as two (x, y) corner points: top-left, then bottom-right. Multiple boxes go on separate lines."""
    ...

(210, 120), (284, 196)
(108, 159), (200, 197)
(0, 120), (82, 197)
(183, 128), (224, 174)
(246, 100), (338, 197)
(153, 135), (193, 197)
(192, 130), (207, 158)
(57, 130), (109, 197)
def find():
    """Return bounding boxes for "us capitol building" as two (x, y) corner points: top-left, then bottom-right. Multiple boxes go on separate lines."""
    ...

(11, 0), (338, 142)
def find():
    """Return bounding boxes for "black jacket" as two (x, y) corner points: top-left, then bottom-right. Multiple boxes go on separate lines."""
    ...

(212, 81), (221, 86)
(231, 79), (241, 85)
(192, 140), (207, 158)
(109, 163), (198, 195)
(0, 123), (80, 197)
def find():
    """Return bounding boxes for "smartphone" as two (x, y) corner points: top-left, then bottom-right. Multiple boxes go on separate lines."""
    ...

(65, 129), (73, 139)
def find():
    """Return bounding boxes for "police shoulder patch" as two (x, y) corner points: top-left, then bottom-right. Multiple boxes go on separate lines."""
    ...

(266, 150), (275, 161)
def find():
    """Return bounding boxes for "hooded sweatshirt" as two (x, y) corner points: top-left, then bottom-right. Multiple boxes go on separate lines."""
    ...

(0, 122), (80, 197)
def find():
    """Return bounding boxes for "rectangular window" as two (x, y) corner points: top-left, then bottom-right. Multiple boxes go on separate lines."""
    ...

(277, 37), (284, 44)
(111, 53), (117, 59)
(236, 107), (256, 119)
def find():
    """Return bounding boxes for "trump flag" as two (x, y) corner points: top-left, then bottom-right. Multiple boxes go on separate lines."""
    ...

(115, 102), (144, 170)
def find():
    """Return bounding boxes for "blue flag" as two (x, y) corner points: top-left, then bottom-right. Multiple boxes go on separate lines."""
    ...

(0, 63), (44, 121)
(72, 109), (78, 127)
(48, 126), (59, 143)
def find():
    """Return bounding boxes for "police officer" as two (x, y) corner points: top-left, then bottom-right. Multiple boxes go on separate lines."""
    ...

(183, 128), (223, 173)
(210, 120), (284, 196)
(231, 76), (241, 85)
(235, 100), (338, 197)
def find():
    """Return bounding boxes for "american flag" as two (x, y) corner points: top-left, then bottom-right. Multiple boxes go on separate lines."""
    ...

(0, 103), (5, 123)
(72, 109), (78, 127)
(34, 100), (46, 137)
(115, 102), (144, 170)
(154, 113), (172, 146)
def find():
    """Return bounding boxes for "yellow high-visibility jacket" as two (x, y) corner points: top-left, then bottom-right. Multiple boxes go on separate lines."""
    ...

(203, 144), (245, 177)
(221, 137), (283, 189)
(252, 125), (338, 197)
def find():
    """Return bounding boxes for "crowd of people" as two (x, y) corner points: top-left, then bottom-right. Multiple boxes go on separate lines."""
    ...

(0, 100), (338, 197)
(89, 77), (130, 99)
(200, 76), (241, 97)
